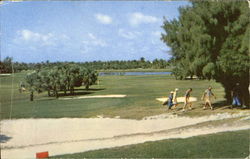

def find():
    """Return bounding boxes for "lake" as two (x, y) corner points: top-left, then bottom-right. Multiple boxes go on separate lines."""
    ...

(99, 72), (171, 76)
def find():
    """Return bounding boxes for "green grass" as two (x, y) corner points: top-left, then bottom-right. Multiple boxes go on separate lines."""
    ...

(97, 68), (172, 72)
(2, 72), (249, 158)
(0, 71), (243, 119)
(52, 130), (250, 158)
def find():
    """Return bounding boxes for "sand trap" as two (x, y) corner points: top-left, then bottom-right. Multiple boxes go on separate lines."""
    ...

(1, 112), (250, 159)
(60, 94), (127, 100)
(0, 74), (11, 76)
(156, 97), (197, 103)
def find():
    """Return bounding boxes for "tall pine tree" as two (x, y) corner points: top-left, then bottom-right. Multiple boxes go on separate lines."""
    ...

(162, 1), (249, 106)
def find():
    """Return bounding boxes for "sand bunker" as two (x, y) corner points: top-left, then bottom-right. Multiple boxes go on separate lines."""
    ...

(60, 94), (127, 100)
(0, 74), (11, 76)
(1, 112), (250, 159)
(156, 97), (197, 103)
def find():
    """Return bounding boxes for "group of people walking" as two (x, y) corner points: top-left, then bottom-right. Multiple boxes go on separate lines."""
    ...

(165, 84), (243, 111)
(165, 86), (216, 112)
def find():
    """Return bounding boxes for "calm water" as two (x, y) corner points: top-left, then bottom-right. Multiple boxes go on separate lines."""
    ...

(99, 72), (171, 76)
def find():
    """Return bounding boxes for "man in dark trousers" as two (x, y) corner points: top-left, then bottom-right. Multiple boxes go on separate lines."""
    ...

(231, 83), (241, 108)
(167, 91), (174, 110)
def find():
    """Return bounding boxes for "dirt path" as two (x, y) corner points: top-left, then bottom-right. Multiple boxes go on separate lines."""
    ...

(1, 112), (250, 159)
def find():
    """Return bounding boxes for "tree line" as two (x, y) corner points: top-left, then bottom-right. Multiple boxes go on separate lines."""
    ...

(24, 64), (98, 101)
(161, 0), (249, 106)
(82, 58), (170, 70)
(0, 57), (170, 73)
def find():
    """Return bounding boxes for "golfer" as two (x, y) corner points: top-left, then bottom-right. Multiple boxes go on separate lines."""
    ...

(167, 91), (174, 109)
(182, 88), (192, 111)
(201, 86), (216, 110)
(231, 83), (241, 108)
(172, 88), (179, 109)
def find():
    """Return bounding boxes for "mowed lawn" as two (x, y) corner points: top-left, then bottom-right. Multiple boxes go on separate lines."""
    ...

(52, 130), (250, 158)
(0, 71), (236, 119)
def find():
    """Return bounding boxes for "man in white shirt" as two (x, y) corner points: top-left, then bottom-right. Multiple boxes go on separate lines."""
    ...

(172, 88), (179, 109)
(201, 86), (216, 110)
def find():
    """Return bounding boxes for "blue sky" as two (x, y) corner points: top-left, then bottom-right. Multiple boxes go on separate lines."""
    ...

(1, 1), (189, 62)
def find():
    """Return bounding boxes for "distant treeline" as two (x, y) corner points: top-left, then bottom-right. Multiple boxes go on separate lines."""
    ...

(0, 57), (171, 73)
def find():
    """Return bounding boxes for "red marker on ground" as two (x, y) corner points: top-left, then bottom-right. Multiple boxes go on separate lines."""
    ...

(36, 151), (49, 158)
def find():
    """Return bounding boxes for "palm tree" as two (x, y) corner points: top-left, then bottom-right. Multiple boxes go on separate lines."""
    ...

(25, 71), (40, 101)
(49, 67), (61, 98)
(38, 69), (52, 96)
(82, 68), (98, 90)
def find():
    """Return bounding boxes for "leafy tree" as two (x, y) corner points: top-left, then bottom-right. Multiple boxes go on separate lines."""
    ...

(161, 1), (249, 106)
(25, 71), (42, 101)
(60, 65), (70, 95)
(0, 57), (13, 73)
(67, 65), (80, 94)
(49, 66), (61, 98)
(82, 68), (98, 90)
(38, 69), (53, 96)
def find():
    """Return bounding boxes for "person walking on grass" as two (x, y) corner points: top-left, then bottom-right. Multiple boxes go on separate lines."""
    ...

(171, 88), (179, 109)
(231, 83), (241, 108)
(167, 91), (174, 110)
(163, 89), (179, 110)
(182, 88), (192, 112)
(201, 86), (216, 110)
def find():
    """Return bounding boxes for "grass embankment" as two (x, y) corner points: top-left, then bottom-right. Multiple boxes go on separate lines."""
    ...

(52, 129), (249, 158)
(0, 71), (243, 119)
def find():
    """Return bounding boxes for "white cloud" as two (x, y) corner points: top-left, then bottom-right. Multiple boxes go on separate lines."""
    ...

(14, 29), (70, 49)
(88, 33), (96, 40)
(95, 14), (112, 24)
(60, 34), (70, 40)
(1, 0), (23, 6)
(82, 33), (107, 49)
(16, 29), (56, 46)
(81, 33), (107, 54)
(151, 31), (163, 45)
(10, 0), (23, 2)
(129, 12), (160, 26)
(88, 33), (107, 47)
(151, 31), (162, 37)
(118, 29), (141, 39)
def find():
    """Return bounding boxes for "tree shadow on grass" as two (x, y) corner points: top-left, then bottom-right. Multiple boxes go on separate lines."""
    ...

(0, 134), (12, 143)
(213, 100), (230, 110)
(58, 91), (93, 97)
(73, 88), (106, 91)
(45, 88), (105, 98)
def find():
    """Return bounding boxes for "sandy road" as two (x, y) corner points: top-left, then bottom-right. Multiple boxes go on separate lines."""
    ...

(1, 112), (250, 159)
